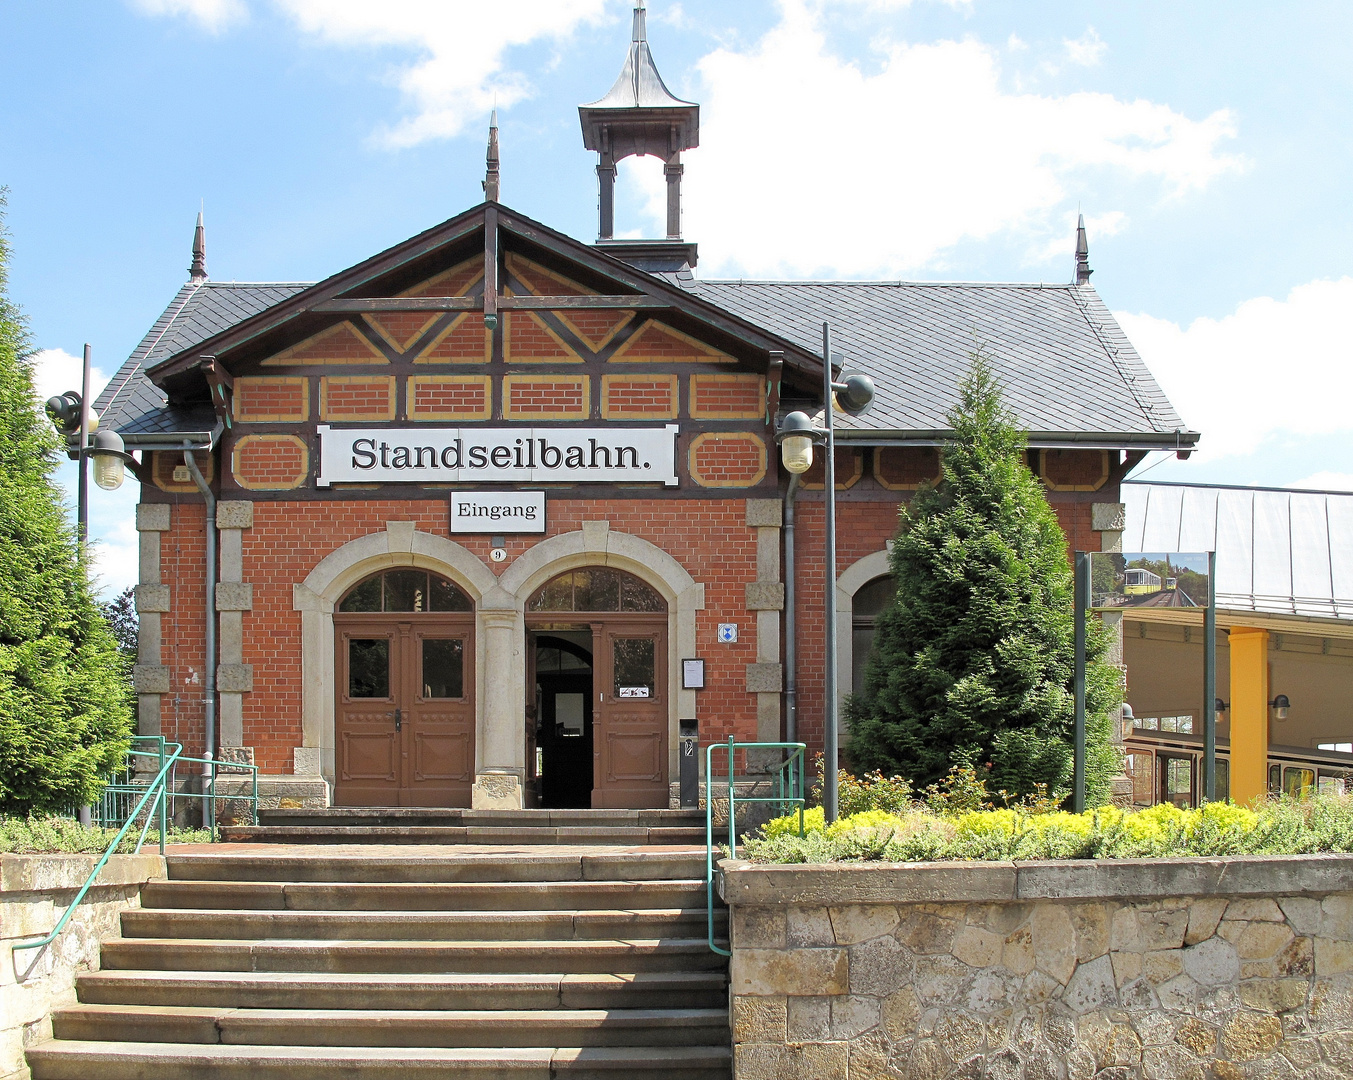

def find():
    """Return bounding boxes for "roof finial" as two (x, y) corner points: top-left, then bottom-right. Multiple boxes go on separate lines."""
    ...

(189, 208), (208, 284)
(633, 1), (646, 43)
(483, 109), (500, 203)
(1074, 212), (1092, 285)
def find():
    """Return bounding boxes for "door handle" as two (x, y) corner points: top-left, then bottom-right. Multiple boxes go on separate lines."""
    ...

(391, 708), (402, 731)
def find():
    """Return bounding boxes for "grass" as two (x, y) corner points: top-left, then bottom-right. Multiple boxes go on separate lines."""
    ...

(0, 815), (213, 854)
(742, 792), (1353, 864)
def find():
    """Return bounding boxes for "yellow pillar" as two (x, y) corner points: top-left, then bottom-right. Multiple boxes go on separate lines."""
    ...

(1229, 627), (1269, 806)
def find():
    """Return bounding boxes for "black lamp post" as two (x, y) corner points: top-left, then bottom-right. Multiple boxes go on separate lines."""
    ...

(775, 323), (874, 823)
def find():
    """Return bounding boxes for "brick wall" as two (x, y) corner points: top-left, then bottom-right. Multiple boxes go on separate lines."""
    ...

(502, 376), (589, 420)
(601, 374), (678, 419)
(319, 376), (396, 421)
(409, 376), (492, 420)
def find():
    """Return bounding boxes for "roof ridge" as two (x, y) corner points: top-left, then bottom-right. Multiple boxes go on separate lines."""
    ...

(693, 279), (1078, 289)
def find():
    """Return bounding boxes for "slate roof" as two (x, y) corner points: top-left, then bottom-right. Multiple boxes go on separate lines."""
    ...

(97, 281), (310, 442)
(1123, 482), (1353, 622)
(679, 279), (1190, 445)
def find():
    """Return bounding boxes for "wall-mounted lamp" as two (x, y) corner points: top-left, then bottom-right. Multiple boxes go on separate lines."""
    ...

(1271, 694), (1291, 721)
(1215, 698), (1229, 724)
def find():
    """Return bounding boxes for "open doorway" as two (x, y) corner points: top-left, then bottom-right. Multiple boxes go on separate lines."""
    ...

(534, 633), (594, 808)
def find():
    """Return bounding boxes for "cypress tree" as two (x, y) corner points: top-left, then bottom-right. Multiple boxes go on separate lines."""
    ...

(0, 192), (133, 815)
(845, 357), (1121, 805)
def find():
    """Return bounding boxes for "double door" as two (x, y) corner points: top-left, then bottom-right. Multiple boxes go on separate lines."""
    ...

(335, 616), (474, 806)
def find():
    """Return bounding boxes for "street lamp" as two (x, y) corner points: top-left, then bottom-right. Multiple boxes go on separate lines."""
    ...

(776, 323), (875, 823)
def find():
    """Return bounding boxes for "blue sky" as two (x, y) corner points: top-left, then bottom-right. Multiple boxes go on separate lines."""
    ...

(3, 0), (1351, 594)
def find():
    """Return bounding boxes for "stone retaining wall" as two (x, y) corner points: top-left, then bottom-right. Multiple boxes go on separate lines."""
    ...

(1, 853), (165, 1080)
(720, 855), (1353, 1079)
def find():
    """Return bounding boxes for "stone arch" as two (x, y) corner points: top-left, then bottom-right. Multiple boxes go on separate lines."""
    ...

(291, 522), (502, 785)
(834, 548), (893, 718)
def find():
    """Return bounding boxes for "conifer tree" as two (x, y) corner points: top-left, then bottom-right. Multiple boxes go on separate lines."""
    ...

(845, 357), (1121, 805)
(0, 192), (133, 815)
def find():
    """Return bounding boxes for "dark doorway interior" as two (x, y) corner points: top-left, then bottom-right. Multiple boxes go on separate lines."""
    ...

(535, 633), (594, 809)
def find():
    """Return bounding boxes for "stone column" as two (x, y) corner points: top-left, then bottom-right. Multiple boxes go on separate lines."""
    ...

(744, 500), (785, 773)
(132, 504), (172, 754)
(215, 501), (254, 770)
(472, 606), (525, 809)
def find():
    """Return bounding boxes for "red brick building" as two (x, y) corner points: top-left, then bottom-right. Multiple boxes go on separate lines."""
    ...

(95, 7), (1196, 811)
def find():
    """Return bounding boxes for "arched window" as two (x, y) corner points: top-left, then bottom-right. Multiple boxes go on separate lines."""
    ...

(852, 575), (896, 695)
(527, 567), (665, 613)
(338, 569), (473, 613)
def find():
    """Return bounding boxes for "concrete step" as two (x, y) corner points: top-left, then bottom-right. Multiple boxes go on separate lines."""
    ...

(260, 808), (706, 828)
(140, 879), (707, 912)
(76, 970), (730, 1011)
(121, 907), (720, 942)
(166, 851), (707, 884)
(217, 825), (707, 846)
(54, 1004), (729, 1048)
(100, 937), (729, 974)
(26, 1041), (732, 1080)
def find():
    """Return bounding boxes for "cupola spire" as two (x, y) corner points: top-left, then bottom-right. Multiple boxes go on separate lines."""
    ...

(483, 109), (501, 203)
(189, 210), (208, 284)
(1075, 213), (1092, 285)
(579, 2), (699, 268)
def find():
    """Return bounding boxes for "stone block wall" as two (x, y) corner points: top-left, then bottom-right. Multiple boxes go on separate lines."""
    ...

(721, 855), (1353, 1079)
(1, 853), (164, 1080)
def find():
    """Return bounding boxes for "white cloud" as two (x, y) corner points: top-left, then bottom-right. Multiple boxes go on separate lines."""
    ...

(656, 5), (1242, 277)
(1115, 277), (1353, 461)
(129, 0), (247, 32)
(1288, 472), (1353, 493)
(1064, 27), (1106, 67)
(1034, 209), (1126, 263)
(30, 348), (110, 409)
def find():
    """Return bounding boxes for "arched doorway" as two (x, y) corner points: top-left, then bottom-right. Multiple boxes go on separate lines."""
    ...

(333, 568), (475, 807)
(527, 568), (668, 809)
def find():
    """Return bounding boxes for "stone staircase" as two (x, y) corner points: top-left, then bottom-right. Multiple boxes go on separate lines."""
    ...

(27, 842), (730, 1079)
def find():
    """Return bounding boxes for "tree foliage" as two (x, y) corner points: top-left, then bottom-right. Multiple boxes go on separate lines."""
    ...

(845, 357), (1121, 806)
(0, 192), (133, 814)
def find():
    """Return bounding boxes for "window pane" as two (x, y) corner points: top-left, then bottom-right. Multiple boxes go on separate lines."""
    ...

(620, 574), (664, 612)
(587, 568), (622, 611)
(339, 576), (382, 613)
(852, 626), (874, 696)
(1216, 760), (1230, 802)
(571, 569), (596, 611)
(530, 572), (575, 612)
(853, 576), (897, 619)
(559, 647), (591, 670)
(1126, 752), (1154, 805)
(1283, 767), (1315, 798)
(384, 569), (428, 612)
(614, 637), (655, 697)
(1268, 764), (1282, 793)
(423, 639), (464, 699)
(349, 639), (390, 698)
(537, 647), (562, 672)
(1163, 757), (1193, 807)
(430, 575), (472, 612)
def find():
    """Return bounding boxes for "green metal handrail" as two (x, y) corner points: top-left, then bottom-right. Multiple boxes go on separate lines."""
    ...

(13, 739), (184, 954)
(705, 738), (806, 955)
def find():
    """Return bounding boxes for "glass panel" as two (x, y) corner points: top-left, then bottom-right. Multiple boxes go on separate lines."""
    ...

(530, 572), (575, 612)
(571, 569), (595, 612)
(430, 575), (472, 612)
(385, 569), (428, 612)
(1216, 759), (1230, 802)
(1268, 764), (1282, 793)
(587, 568), (622, 611)
(1318, 774), (1347, 796)
(348, 639), (390, 698)
(559, 647), (591, 670)
(1125, 752), (1154, 805)
(853, 576), (897, 619)
(613, 637), (656, 698)
(852, 626), (874, 696)
(422, 639), (464, 699)
(1162, 757), (1193, 808)
(339, 576), (382, 613)
(537, 647), (562, 673)
(620, 574), (664, 612)
(1283, 767), (1315, 798)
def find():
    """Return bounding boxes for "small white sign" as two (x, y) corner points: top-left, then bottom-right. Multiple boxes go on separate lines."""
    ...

(718, 624), (738, 644)
(450, 491), (545, 534)
(618, 686), (651, 699)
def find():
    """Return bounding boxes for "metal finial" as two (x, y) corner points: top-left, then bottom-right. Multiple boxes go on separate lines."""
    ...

(189, 210), (208, 284)
(483, 111), (501, 202)
(633, 1), (646, 43)
(1074, 212), (1092, 285)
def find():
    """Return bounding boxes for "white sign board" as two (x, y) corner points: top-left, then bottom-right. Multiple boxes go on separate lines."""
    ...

(317, 425), (680, 488)
(450, 491), (545, 534)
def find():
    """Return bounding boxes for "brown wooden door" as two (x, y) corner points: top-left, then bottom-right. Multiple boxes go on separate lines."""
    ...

(592, 620), (667, 809)
(335, 616), (473, 807)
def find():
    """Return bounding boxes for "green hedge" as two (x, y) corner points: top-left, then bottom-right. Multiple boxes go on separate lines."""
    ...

(0, 815), (211, 854)
(742, 795), (1353, 863)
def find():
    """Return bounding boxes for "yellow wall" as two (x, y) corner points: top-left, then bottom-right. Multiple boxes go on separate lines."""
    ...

(1229, 627), (1270, 807)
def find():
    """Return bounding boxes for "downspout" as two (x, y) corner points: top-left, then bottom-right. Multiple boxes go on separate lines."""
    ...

(784, 473), (801, 743)
(182, 431), (220, 828)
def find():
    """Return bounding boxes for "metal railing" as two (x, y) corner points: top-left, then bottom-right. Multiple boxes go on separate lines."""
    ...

(12, 737), (259, 956)
(705, 739), (806, 955)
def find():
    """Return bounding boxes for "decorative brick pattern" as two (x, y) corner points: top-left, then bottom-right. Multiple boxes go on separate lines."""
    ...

(409, 376), (492, 421)
(801, 447), (864, 490)
(398, 258), (483, 299)
(362, 312), (439, 353)
(231, 435), (309, 491)
(611, 319), (735, 364)
(874, 446), (941, 490)
(152, 450), (213, 494)
(560, 310), (636, 351)
(233, 377), (309, 423)
(319, 376), (396, 422)
(1042, 448), (1111, 492)
(261, 321), (385, 366)
(504, 312), (582, 363)
(502, 375), (589, 420)
(690, 373), (765, 419)
(601, 374), (678, 420)
(414, 315), (492, 364)
(689, 434), (768, 488)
